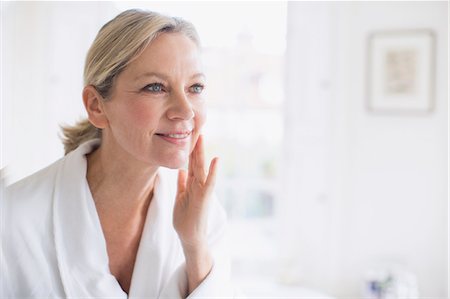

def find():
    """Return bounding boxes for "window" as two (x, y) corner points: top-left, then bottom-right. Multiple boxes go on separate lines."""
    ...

(114, 1), (287, 282)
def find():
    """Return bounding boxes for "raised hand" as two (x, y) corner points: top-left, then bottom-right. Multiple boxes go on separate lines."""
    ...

(173, 134), (219, 251)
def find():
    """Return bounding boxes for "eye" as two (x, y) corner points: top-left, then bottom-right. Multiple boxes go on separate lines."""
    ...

(144, 83), (165, 93)
(190, 84), (205, 94)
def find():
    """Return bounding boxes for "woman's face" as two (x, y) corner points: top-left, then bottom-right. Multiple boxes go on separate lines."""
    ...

(101, 32), (206, 169)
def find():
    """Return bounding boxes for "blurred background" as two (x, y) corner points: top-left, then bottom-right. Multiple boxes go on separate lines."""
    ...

(1, 1), (448, 298)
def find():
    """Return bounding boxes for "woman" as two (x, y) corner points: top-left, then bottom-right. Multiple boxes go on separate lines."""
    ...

(1, 9), (239, 298)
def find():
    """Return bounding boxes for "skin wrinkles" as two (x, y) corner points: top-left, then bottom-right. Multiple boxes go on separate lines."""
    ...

(83, 32), (217, 295)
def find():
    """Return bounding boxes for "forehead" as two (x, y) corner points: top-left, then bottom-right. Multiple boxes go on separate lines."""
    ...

(124, 32), (202, 79)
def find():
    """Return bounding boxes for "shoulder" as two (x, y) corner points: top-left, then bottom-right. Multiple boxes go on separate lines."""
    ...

(4, 139), (99, 207)
(5, 157), (63, 207)
(3, 158), (64, 232)
(5, 158), (62, 200)
(1, 160), (66, 296)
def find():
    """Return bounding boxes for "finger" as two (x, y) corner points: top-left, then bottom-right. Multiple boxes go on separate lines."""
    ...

(194, 134), (207, 182)
(188, 137), (198, 178)
(177, 169), (188, 195)
(205, 157), (219, 191)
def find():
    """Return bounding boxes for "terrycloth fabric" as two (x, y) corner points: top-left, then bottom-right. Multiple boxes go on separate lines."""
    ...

(1, 139), (238, 298)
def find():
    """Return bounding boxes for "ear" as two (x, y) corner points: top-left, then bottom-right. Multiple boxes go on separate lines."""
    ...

(82, 85), (109, 129)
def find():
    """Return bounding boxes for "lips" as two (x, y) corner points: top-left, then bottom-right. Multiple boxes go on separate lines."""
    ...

(155, 130), (192, 139)
(155, 130), (192, 145)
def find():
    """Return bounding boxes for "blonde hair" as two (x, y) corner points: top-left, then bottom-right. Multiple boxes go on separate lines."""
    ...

(61, 9), (200, 155)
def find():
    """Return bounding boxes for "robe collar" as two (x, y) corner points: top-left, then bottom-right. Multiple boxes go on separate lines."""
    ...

(52, 139), (184, 298)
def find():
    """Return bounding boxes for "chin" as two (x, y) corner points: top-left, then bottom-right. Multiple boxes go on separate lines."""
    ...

(159, 155), (187, 169)
(161, 162), (184, 170)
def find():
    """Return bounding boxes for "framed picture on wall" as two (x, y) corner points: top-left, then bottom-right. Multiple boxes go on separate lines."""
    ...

(366, 29), (436, 114)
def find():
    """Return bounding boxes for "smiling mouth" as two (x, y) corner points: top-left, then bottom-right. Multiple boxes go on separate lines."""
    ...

(155, 131), (192, 145)
(155, 131), (192, 139)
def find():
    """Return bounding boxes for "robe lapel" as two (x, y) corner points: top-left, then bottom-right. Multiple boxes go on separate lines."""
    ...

(52, 139), (126, 298)
(128, 169), (186, 298)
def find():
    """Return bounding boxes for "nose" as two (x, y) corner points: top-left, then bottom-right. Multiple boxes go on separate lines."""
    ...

(166, 90), (195, 120)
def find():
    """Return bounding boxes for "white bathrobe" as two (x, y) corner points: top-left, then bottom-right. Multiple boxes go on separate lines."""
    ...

(1, 139), (238, 298)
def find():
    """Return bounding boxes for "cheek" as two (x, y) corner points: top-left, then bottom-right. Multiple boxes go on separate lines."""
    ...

(119, 101), (161, 129)
(190, 104), (207, 152)
(194, 103), (207, 128)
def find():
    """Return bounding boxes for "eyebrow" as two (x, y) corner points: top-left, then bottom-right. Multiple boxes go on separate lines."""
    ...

(134, 72), (205, 81)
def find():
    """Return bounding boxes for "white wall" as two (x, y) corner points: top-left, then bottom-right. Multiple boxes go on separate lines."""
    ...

(281, 1), (447, 297)
(2, 2), (447, 297)
(2, 2), (116, 183)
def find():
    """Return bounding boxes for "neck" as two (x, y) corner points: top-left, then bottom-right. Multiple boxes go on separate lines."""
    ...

(85, 140), (158, 217)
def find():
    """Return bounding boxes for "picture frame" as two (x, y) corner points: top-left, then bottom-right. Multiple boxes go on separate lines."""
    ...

(366, 29), (436, 114)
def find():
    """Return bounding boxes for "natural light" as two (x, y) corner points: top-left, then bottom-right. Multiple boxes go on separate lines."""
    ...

(113, 1), (288, 294)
